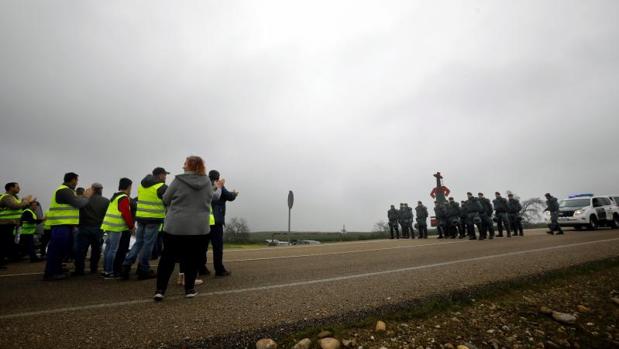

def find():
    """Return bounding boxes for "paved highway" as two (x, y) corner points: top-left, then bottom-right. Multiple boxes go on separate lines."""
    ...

(1, 228), (618, 348)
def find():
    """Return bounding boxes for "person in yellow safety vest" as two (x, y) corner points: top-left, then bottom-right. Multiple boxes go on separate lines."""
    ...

(20, 201), (45, 262)
(43, 172), (91, 281)
(120, 167), (168, 280)
(0, 182), (34, 270)
(101, 178), (135, 279)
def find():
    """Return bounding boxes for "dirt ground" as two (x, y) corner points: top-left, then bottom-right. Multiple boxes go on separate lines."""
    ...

(281, 259), (619, 349)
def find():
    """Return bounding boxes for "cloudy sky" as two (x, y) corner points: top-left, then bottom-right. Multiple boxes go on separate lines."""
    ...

(1, 1), (618, 232)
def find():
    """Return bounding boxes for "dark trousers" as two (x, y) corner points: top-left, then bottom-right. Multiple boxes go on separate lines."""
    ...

(74, 226), (103, 273)
(0, 224), (16, 266)
(388, 221), (399, 239)
(203, 224), (226, 274)
(509, 214), (524, 235)
(113, 231), (131, 274)
(40, 229), (51, 256)
(44, 226), (72, 277)
(157, 233), (208, 293)
(19, 234), (37, 261)
(480, 214), (495, 238)
(418, 224), (428, 238)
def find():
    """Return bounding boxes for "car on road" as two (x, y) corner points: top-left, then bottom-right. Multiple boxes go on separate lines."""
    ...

(546, 194), (619, 230)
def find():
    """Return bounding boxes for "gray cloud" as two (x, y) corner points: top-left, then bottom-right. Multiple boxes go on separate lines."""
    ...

(1, 1), (618, 231)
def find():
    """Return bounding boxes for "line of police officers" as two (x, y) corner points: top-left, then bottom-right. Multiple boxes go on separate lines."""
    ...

(388, 192), (529, 240)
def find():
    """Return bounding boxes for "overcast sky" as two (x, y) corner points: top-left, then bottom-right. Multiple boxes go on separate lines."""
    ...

(1, 1), (618, 232)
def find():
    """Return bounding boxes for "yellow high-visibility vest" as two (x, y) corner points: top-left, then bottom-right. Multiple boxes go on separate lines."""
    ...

(136, 183), (165, 219)
(46, 185), (79, 226)
(101, 194), (129, 232)
(20, 209), (38, 235)
(0, 194), (23, 222)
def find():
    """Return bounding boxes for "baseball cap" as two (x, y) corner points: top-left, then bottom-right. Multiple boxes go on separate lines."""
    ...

(92, 182), (103, 189)
(152, 167), (170, 176)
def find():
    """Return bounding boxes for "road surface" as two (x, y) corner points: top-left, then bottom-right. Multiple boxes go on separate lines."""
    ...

(1, 228), (618, 348)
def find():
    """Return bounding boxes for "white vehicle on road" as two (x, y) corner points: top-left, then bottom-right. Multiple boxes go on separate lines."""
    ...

(546, 194), (619, 230)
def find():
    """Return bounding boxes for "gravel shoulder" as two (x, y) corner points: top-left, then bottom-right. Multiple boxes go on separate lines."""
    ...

(275, 257), (619, 349)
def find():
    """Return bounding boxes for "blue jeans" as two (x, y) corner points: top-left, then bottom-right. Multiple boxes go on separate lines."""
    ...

(44, 226), (72, 277)
(103, 232), (122, 274)
(123, 222), (158, 272)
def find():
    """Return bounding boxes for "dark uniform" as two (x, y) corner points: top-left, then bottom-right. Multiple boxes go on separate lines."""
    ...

(415, 202), (428, 239)
(545, 193), (563, 235)
(398, 203), (408, 238)
(446, 198), (461, 239)
(478, 193), (495, 240)
(465, 193), (483, 240)
(459, 201), (468, 238)
(404, 204), (415, 239)
(387, 205), (399, 239)
(507, 195), (524, 236)
(434, 202), (448, 239)
(492, 193), (511, 237)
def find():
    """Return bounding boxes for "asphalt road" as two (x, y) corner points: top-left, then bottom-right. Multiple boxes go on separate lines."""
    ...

(1, 228), (619, 348)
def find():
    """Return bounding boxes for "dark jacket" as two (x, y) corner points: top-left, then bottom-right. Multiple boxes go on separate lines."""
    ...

(507, 198), (522, 214)
(211, 186), (237, 226)
(479, 197), (493, 216)
(546, 196), (559, 213)
(415, 205), (428, 219)
(79, 194), (110, 227)
(446, 201), (461, 218)
(136, 174), (168, 224)
(387, 208), (399, 221)
(493, 197), (508, 213)
(465, 197), (483, 214)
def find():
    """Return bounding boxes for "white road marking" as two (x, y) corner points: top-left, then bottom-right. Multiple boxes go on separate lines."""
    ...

(1, 237), (618, 320)
(0, 240), (470, 278)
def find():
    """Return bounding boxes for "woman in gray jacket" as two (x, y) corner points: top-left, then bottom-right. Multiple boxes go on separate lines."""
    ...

(154, 156), (222, 301)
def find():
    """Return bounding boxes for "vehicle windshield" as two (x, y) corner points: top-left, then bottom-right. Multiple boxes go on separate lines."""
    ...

(612, 197), (619, 205)
(559, 199), (590, 208)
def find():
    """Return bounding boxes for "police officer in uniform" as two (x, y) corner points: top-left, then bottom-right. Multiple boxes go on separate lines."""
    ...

(492, 192), (511, 237)
(478, 193), (495, 239)
(459, 200), (468, 239)
(544, 193), (563, 235)
(405, 204), (415, 238)
(508, 193), (524, 236)
(434, 201), (448, 239)
(465, 192), (483, 240)
(398, 203), (408, 239)
(387, 205), (399, 239)
(415, 201), (428, 239)
(446, 197), (461, 239)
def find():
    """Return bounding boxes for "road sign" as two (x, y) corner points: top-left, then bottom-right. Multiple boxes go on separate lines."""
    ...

(288, 190), (294, 209)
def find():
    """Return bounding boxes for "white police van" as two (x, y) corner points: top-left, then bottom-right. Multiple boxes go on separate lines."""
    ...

(546, 194), (619, 230)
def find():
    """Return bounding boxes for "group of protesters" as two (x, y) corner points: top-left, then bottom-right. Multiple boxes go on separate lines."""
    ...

(0, 155), (238, 300)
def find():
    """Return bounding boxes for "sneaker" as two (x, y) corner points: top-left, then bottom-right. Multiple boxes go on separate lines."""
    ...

(153, 291), (164, 302)
(194, 278), (204, 285)
(185, 289), (198, 298)
(546, 231), (554, 235)
(556, 231), (564, 235)
(103, 273), (120, 280)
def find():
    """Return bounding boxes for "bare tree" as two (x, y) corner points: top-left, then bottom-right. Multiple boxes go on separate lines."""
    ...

(373, 220), (390, 233)
(520, 197), (545, 223)
(224, 217), (250, 243)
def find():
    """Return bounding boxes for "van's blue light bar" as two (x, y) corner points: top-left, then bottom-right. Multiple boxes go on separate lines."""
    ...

(568, 193), (594, 198)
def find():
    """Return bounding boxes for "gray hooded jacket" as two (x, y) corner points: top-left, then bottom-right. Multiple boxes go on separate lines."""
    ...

(162, 172), (221, 236)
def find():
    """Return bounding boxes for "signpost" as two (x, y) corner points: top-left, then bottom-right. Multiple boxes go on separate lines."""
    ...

(287, 190), (294, 243)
